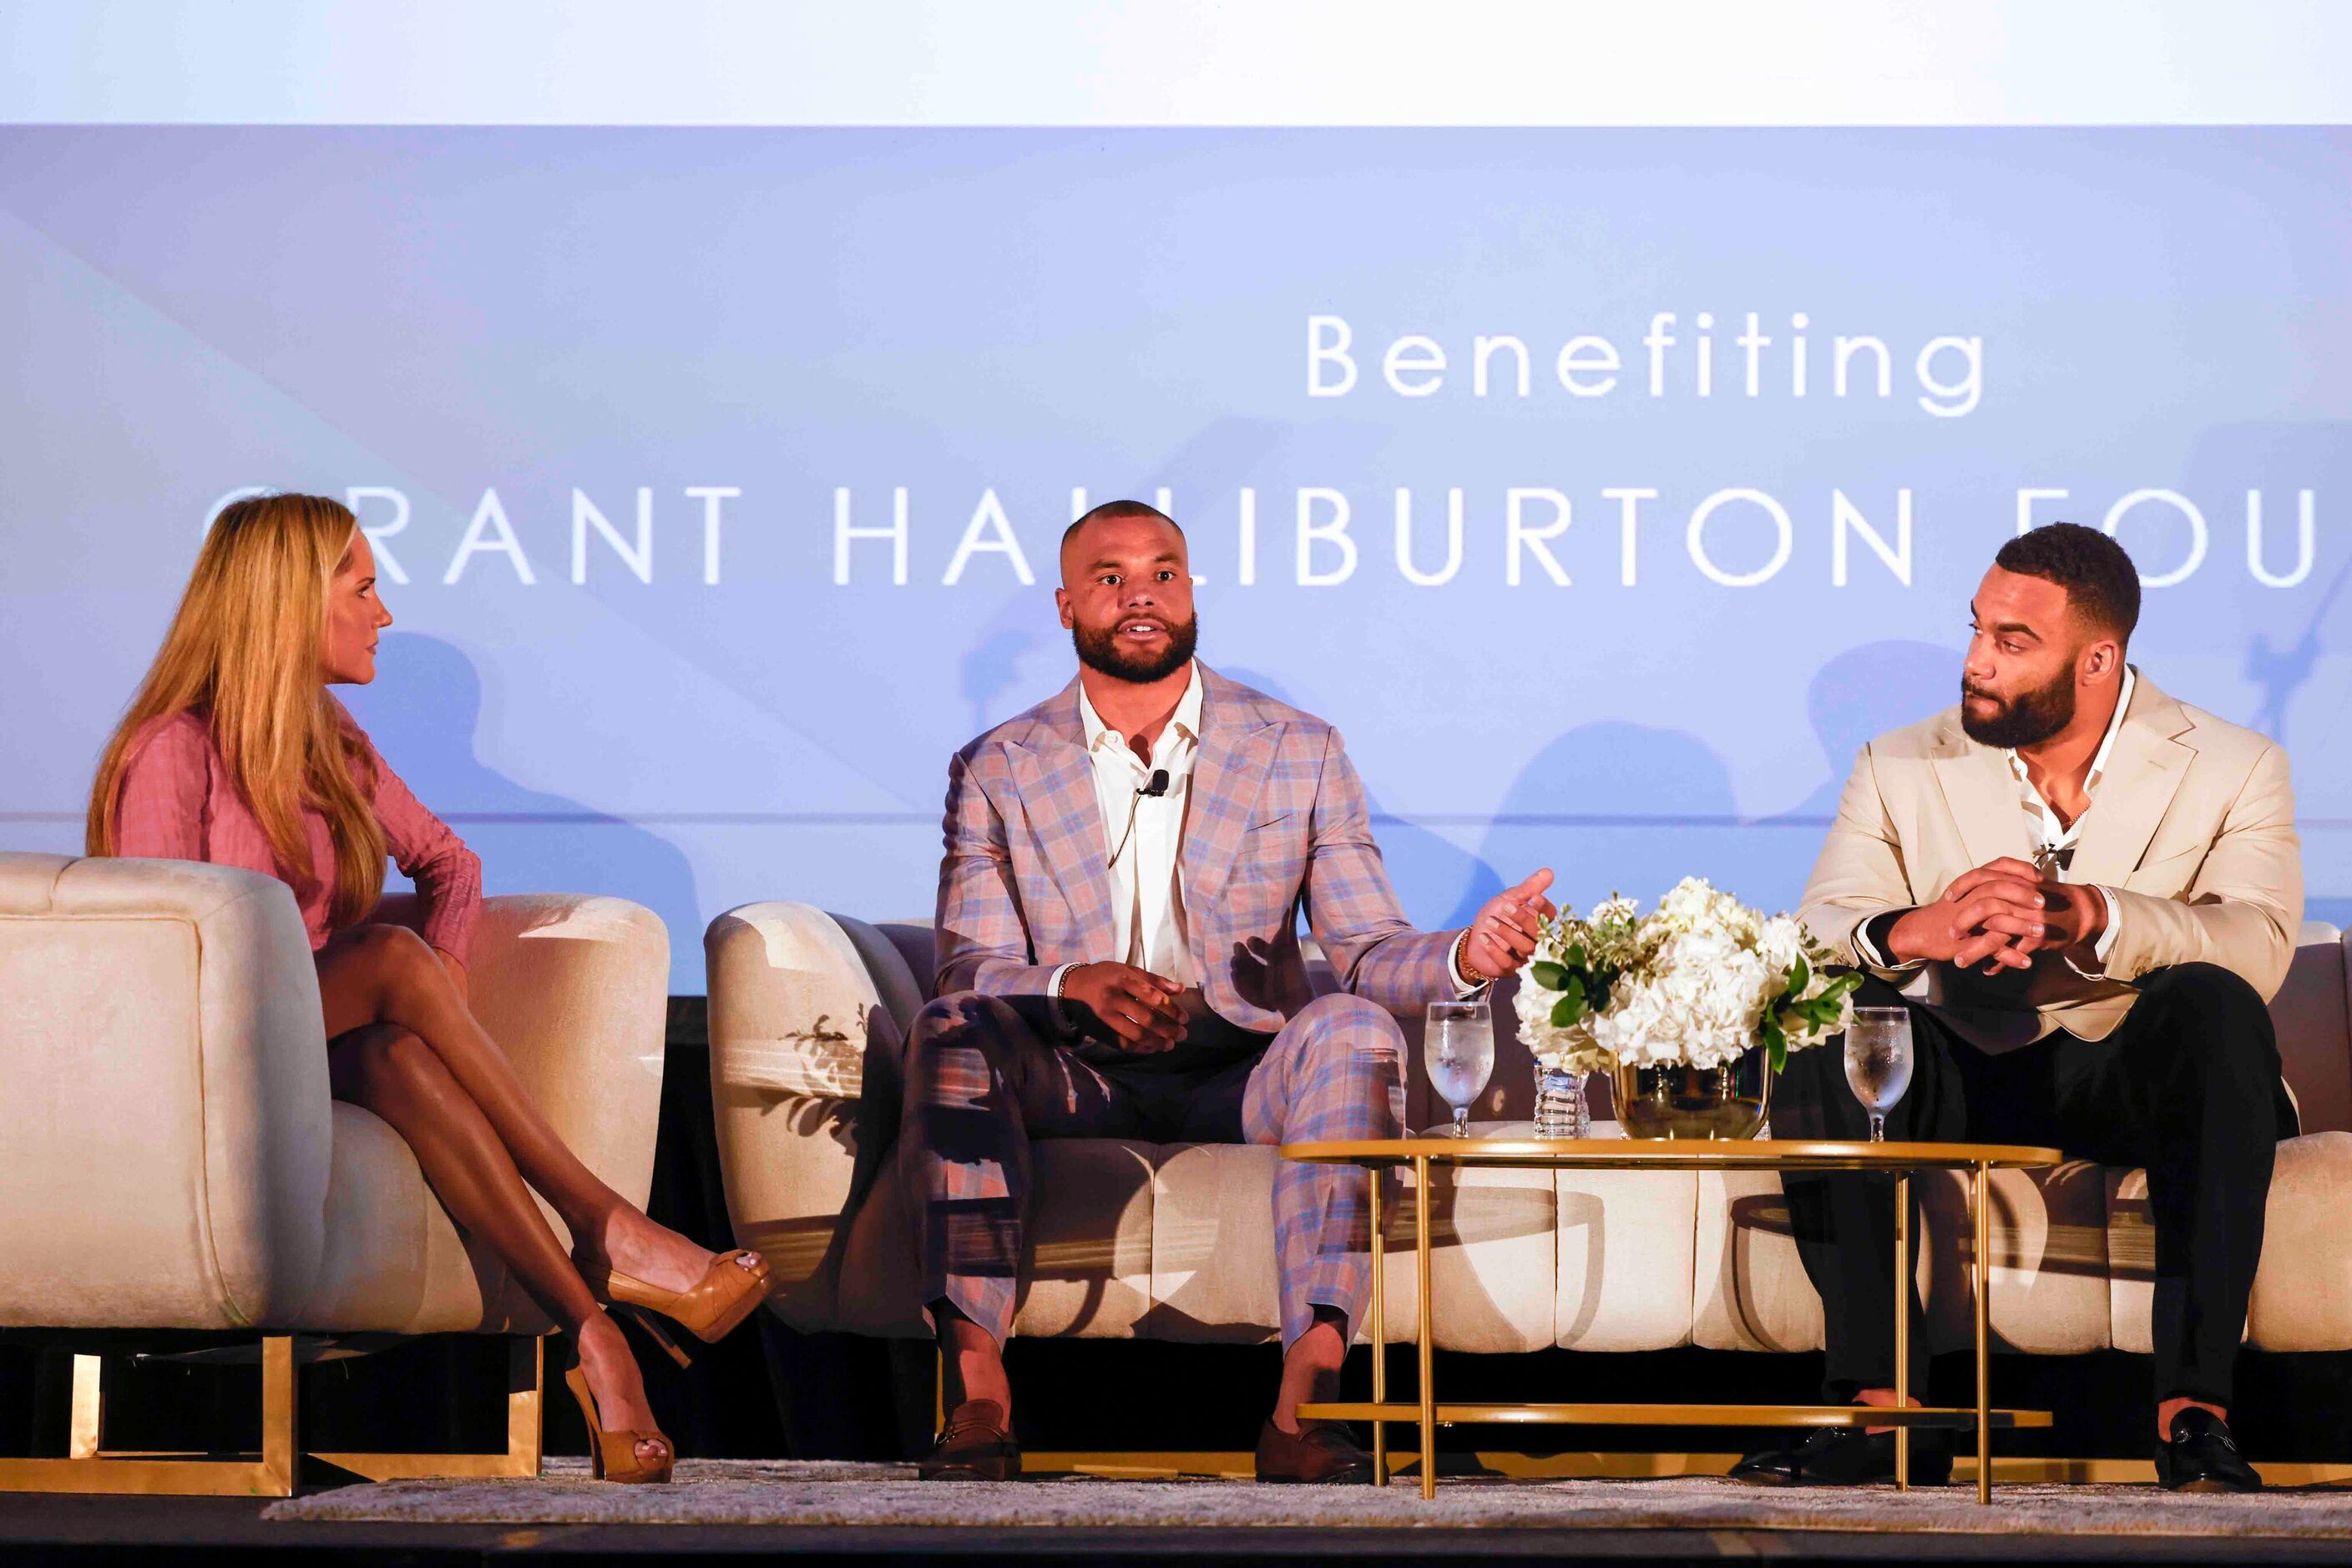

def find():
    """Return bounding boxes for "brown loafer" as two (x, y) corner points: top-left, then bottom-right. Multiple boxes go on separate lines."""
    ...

(918, 1399), (1021, 1481)
(1256, 1417), (1375, 1485)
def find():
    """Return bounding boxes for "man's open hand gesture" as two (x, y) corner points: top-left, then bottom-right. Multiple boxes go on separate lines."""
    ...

(1460, 868), (1558, 980)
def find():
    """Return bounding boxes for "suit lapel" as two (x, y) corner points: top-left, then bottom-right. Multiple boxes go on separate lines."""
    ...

(1004, 680), (1118, 959)
(1930, 721), (2036, 872)
(2066, 680), (2195, 888)
(1181, 667), (1281, 917)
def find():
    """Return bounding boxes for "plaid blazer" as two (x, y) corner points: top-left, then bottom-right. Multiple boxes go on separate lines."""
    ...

(934, 663), (1458, 1032)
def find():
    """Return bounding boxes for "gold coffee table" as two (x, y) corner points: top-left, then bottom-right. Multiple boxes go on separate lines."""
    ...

(1280, 1136), (2062, 1502)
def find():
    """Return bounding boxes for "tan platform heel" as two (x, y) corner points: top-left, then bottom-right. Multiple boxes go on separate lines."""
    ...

(563, 1349), (675, 1485)
(579, 1248), (773, 1368)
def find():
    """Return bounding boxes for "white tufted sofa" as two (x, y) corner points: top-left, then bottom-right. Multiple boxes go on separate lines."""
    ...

(706, 903), (2352, 1372)
(0, 851), (670, 1493)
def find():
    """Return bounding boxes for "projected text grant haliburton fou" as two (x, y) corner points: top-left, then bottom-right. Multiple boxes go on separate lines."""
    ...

(214, 484), (2320, 594)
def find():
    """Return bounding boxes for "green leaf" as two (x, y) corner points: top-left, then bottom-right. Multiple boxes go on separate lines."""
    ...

(1769, 1033), (1788, 1075)
(1550, 994), (1586, 1028)
(1530, 961), (1570, 991)
(1789, 954), (1810, 995)
(1565, 943), (1587, 970)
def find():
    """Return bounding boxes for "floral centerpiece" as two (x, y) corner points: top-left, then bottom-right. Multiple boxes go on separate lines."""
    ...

(1515, 877), (1861, 1139)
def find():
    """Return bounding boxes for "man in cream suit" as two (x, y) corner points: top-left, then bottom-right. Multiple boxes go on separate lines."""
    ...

(1734, 524), (2300, 1494)
(903, 499), (1556, 1483)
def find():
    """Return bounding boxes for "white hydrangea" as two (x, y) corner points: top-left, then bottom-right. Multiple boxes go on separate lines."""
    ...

(1515, 877), (1856, 1077)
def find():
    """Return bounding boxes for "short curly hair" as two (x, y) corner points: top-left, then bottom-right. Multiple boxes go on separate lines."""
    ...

(1995, 523), (2140, 644)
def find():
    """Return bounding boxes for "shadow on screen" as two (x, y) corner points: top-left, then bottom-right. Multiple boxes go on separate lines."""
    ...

(1782, 639), (1958, 822)
(343, 633), (701, 963)
(1479, 720), (1742, 909)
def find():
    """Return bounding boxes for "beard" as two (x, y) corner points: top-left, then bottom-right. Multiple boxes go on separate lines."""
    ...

(1960, 669), (2076, 748)
(1072, 610), (1200, 685)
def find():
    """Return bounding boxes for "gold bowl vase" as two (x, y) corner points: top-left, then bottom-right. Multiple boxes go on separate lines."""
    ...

(1611, 1047), (1773, 1140)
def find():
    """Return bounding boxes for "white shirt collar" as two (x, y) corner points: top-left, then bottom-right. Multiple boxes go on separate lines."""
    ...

(1077, 661), (1204, 760)
(2006, 662), (2137, 797)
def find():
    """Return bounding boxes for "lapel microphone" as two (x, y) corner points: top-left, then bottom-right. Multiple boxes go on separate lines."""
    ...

(1109, 770), (1173, 867)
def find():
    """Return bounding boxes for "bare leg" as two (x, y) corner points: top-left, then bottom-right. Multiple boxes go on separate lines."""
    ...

(1272, 1306), (1348, 1434)
(329, 1023), (666, 1468)
(933, 1299), (1013, 1417)
(315, 924), (747, 1296)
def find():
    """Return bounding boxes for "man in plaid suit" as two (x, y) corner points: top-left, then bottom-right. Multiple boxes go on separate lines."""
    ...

(904, 500), (1555, 1483)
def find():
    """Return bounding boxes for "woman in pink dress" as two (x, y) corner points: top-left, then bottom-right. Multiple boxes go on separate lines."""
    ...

(86, 493), (765, 1484)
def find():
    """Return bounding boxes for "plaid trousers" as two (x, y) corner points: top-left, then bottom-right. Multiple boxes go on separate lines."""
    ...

(899, 989), (1406, 1348)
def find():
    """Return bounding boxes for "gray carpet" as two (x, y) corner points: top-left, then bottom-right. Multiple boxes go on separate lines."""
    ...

(265, 1459), (2352, 1537)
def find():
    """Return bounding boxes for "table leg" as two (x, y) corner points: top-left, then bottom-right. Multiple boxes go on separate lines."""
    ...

(1894, 1171), (1909, 1490)
(1974, 1160), (1991, 1505)
(1415, 1153), (1434, 1501)
(1369, 1162), (1386, 1487)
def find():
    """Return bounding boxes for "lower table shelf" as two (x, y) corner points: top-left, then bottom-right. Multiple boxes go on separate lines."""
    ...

(1297, 1402), (2054, 1429)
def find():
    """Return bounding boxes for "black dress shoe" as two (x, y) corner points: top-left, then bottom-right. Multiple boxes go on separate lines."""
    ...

(1729, 1425), (1953, 1488)
(918, 1399), (1021, 1481)
(2156, 1408), (2261, 1494)
(1256, 1419), (1376, 1484)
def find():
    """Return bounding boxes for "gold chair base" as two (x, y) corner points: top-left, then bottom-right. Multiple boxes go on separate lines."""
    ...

(0, 1334), (543, 1497)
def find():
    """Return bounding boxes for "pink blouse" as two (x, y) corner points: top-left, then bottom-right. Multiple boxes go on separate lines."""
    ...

(111, 708), (482, 960)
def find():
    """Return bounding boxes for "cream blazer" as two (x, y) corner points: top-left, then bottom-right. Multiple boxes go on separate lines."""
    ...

(1798, 673), (2302, 1044)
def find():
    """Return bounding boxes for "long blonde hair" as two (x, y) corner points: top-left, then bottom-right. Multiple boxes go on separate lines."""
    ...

(88, 493), (388, 924)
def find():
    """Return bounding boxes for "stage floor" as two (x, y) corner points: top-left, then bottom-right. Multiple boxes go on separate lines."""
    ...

(16, 1464), (2352, 1568)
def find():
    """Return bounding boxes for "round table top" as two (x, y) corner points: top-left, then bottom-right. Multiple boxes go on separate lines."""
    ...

(1278, 1136), (2064, 1172)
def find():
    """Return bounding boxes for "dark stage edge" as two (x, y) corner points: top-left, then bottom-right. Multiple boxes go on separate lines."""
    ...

(10, 1495), (2352, 1568)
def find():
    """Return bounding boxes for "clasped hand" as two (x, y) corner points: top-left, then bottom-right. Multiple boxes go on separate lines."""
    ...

(1887, 856), (2107, 974)
(1061, 867), (1561, 1055)
(1060, 962), (1189, 1053)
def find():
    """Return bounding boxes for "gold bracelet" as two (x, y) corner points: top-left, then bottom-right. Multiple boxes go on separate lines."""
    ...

(1454, 928), (1491, 987)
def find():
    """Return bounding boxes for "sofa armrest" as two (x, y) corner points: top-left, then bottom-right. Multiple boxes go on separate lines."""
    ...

(706, 903), (910, 1331)
(2272, 937), (2352, 1136)
(0, 852), (331, 1328)
(465, 894), (670, 1211)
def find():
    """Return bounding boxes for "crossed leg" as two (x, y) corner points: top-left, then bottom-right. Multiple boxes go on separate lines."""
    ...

(316, 923), (754, 1464)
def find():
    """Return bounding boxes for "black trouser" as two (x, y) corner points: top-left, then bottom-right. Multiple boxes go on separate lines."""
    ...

(1775, 964), (2296, 1408)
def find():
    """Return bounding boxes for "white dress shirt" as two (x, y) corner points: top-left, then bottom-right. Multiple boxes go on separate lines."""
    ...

(1075, 663), (1205, 987)
(1858, 665), (2132, 976)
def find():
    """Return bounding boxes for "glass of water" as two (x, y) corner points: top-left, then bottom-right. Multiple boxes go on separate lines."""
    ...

(1425, 1000), (1495, 1139)
(1844, 1006), (1914, 1143)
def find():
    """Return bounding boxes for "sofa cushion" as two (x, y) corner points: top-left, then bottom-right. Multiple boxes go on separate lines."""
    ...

(1147, 1143), (1283, 1343)
(1557, 1165), (1700, 1351)
(291, 1104), (554, 1333)
(1695, 1162), (2115, 1355)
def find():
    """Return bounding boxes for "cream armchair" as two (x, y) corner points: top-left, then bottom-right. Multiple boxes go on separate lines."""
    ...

(707, 902), (2352, 1467)
(0, 851), (668, 1495)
